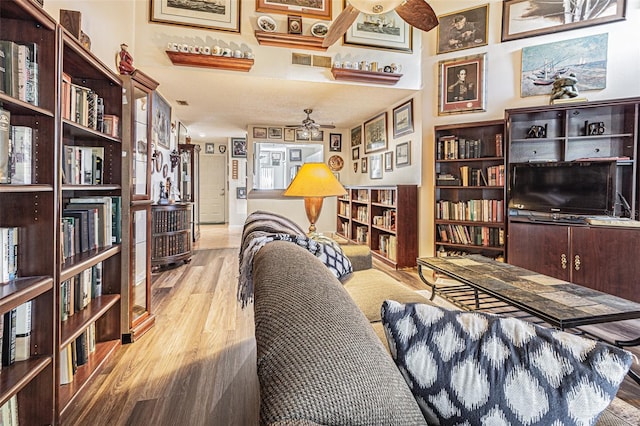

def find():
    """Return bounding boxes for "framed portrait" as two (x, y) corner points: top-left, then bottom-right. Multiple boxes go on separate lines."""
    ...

(502, 0), (626, 42)
(393, 99), (414, 138)
(437, 4), (489, 55)
(253, 127), (267, 139)
(231, 138), (246, 158)
(351, 125), (362, 147)
(296, 129), (310, 141)
(152, 92), (171, 149)
(205, 143), (215, 154)
(330, 133), (342, 152)
(236, 187), (247, 199)
(369, 154), (383, 180)
(288, 15), (302, 35)
(256, 0), (331, 20)
(438, 53), (486, 115)
(311, 130), (324, 141)
(396, 141), (410, 167)
(384, 151), (393, 171)
(284, 128), (296, 142)
(289, 148), (302, 162)
(364, 112), (387, 154)
(361, 157), (368, 174)
(268, 127), (282, 139)
(178, 122), (188, 144)
(150, 0), (241, 33)
(344, 8), (412, 52)
(352, 147), (360, 161)
(521, 33), (607, 97)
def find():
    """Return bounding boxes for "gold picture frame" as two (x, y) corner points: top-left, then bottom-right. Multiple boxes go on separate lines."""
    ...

(150, 0), (241, 33)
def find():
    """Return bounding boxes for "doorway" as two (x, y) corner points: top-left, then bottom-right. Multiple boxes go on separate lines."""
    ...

(200, 154), (227, 223)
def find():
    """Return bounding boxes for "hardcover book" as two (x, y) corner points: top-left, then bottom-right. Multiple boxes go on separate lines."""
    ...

(0, 108), (10, 184)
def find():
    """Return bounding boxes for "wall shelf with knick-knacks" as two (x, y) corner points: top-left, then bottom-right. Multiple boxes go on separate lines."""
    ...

(254, 30), (328, 51)
(166, 51), (254, 72)
(330, 67), (402, 85)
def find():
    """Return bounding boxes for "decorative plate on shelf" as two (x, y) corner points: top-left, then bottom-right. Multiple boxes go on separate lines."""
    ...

(328, 155), (344, 171)
(310, 22), (329, 38)
(257, 15), (277, 32)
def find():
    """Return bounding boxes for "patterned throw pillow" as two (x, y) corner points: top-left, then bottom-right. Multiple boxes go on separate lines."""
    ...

(381, 300), (633, 426)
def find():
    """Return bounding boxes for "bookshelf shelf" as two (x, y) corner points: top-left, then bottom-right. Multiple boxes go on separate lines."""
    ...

(59, 294), (121, 347)
(330, 67), (402, 85)
(254, 30), (327, 51)
(0, 357), (52, 405)
(166, 50), (254, 72)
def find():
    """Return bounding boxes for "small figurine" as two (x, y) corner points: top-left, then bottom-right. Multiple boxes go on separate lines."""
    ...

(158, 181), (169, 204)
(116, 43), (135, 75)
(550, 72), (579, 103)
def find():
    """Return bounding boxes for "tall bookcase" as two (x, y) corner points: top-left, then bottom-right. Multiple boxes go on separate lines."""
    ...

(434, 120), (506, 259)
(0, 1), (57, 424)
(336, 185), (417, 268)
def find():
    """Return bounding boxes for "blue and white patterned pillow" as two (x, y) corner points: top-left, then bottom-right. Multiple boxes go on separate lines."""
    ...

(381, 300), (633, 426)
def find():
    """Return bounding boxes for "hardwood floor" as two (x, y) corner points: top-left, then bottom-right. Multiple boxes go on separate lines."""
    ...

(64, 225), (640, 425)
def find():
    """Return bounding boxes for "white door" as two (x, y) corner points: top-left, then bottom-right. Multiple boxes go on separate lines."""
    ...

(200, 154), (226, 223)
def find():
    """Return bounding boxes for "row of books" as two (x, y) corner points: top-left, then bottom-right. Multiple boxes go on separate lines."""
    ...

(61, 72), (119, 137)
(2, 300), (32, 368)
(0, 40), (38, 105)
(459, 165), (505, 187)
(436, 199), (504, 223)
(62, 145), (104, 185)
(353, 189), (369, 202)
(436, 247), (504, 262)
(378, 234), (397, 261)
(152, 208), (191, 233)
(0, 227), (18, 282)
(151, 234), (190, 258)
(374, 189), (395, 205)
(437, 224), (504, 248)
(437, 135), (483, 160)
(338, 202), (350, 217)
(372, 209), (396, 230)
(0, 108), (33, 184)
(0, 395), (18, 426)
(60, 262), (102, 322)
(355, 226), (368, 244)
(354, 206), (368, 223)
(59, 322), (97, 385)
(339, 221), (350, 239)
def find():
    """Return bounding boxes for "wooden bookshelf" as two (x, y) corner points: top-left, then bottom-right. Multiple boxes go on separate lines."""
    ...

(331, 67), (402, 85)
(166, 51), (254, 72)
(254, 30), (327, 51)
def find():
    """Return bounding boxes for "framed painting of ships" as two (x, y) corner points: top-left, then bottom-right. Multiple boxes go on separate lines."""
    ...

(343, 7), (412, 52)
(150, 0), (241, 33)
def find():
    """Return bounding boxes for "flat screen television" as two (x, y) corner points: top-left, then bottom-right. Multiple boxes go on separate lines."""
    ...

(508, 161), (617, 216)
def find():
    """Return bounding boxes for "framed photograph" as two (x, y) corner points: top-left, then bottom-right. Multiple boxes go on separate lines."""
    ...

(438, 53), (486, 115)
(521, 33), (607, 97)
(502, 0), (626, 42)
(393, 99), (414, 138)
(369, 154), (383, 180)
(287, 15), (302, 35)
(231, 138), (246, 158)
(437, 4), (489, 54)
(152, 92), (171, 149)
(352, 147), (360, 161)
(311, 130), (324, 141)
(289, 148), (302, 162)
(268, 127), (283, 139)
(351, 125), (362, 147)
(364, 112), (387, 154)
(344, 8), (412, 52)
(361, 157), (368, 174)
(353, 162), (358, 173)
(396, 141), (410, 167)
(236, 187), (247, 199)
(150, 0), (241, 33)
(384, 151), (393, 171)
(256, 0), (331, 20)
(330, 133), (342, 152)
(271, 152), (282, 166)
(253, 127), (267, 139)
(284, 128), (296, 142)
(205, 142), (215, 154)
(296, 129), (310, 141)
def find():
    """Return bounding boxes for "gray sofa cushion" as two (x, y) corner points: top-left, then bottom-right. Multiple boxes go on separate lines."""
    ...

(253, 241), (427, 426)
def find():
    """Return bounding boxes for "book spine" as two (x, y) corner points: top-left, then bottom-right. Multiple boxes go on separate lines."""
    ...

(14, 301), (31, 361)
(0, 108), (10, 184)
(2, 309), (16, 366)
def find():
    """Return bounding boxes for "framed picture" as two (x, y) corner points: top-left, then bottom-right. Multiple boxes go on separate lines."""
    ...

(289, 148), (302, 162)
(284, 128), (296, 142)
(352, 147), (360, 161)
(311, 130), (324, 141)
(205, 142), (215, 154)
(344, 8), (412, 52)
(361, 157), (368, 174)
(437, 4), (489, 55)
(271, 152), (282, 166)
(296, 129), (310, 141)
(369, 154), (383, 180)
(501, 0), (626, 42)
(393, 99), (414, 138)
(330, 133), (342, 152)
(364, 112), (387, 154)
(231, 138), (246, 158)
(152, 92), (171, 149)
(178, 122), (188, 144)
(521, 33), (607, 98)
(351, 125), (362, 147)
(287, 15), (302, 35)
(236, 187), (247, 199)
(253, 127), (267, 139)
(353, 162), (358, 173)
(150, 0), (241, 33)
(256, 0), (331, 20)
(438, 53), (486, 115)
(268, 127), (282, 139)
(396, 141), (410, 167)
(384, 151), (393, 171)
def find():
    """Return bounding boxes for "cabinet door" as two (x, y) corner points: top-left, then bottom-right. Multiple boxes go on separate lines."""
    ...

(570, 226), (640, 302)
(133, 86), (151, 198)
(508, 222), (571, 281)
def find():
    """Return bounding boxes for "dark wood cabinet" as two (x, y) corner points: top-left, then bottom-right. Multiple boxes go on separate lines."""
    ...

(151, 203), (192, 270)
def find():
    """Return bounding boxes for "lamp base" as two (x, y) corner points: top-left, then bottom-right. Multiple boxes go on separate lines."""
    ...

(304, 196), (324, 234)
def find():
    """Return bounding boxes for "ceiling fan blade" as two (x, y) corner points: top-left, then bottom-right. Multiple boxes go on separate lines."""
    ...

(396, 0), (439, 33)
(322, 5), (360, 48)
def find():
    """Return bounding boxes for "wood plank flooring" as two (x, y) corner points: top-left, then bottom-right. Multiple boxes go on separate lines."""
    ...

(64, 225), (640, 425)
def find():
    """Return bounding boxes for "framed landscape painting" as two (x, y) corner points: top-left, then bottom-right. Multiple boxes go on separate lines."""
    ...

(256, 0), (331, 20)
(502, 0), (626, 42)
(344, 8), (412, 52)
(150, 0), (241, 33)
(364, 112), (388, 154)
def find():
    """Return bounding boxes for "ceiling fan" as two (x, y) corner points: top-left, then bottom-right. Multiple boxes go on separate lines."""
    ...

(286, 109), (336, 132)
(322, 0), (439, 48)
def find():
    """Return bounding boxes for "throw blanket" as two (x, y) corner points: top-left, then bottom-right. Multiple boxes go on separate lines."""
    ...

(238, 211), (353, 307)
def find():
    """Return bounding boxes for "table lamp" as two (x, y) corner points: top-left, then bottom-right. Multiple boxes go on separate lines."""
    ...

(284, 162), (347, 234)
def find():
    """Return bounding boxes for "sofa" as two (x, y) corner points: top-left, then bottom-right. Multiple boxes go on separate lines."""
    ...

(249, 239), (640, 426)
